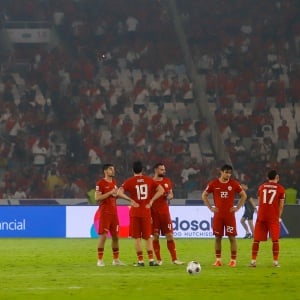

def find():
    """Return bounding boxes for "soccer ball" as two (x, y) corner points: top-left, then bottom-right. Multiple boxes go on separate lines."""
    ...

(186, 261), (201, 275)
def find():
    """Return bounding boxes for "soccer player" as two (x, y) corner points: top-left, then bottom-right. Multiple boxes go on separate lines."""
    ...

(95, 163), (126, 267)
(117, 161), (164, 267)
(151, 163), (184, 265)
(202, 164), (247, 267)
(240, 183), (257, 238)
(249, 170), (285, 268)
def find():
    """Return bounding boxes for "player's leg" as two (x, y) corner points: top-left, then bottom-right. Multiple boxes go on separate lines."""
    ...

(212, 216), (223, 266)
(225, 215), (237, 267)
(111, 235), (119, 260)
(249, 220), (267, 267)
(110, 221), (126, 266)
(143, 216), (159, 266)
(97, 233), (107, 266)
(152, 211), (162, 262)
(96, 214), (109, 266)
(152, 233), (161, 262)
(228, 236), (237, 267)
(131, 217), (145, 266)
(241, 216), (251, 238)
(248, 219), (255, 237)
(212, 236), (223, 266)
(165, 232), (184, 265)
(163, 212), (185, 265)
(270, 222), (281, 267)
(166, 232), (176, 261)
(145, 237), (157, 265)
(110, 217), (121, 263)
(111, 235), (126, 265)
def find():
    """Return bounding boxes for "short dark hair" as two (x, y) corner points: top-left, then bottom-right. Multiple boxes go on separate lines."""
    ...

(267, 170), (277, 180)
(153, 162), (164, 170)
(221, 164), (233, 171)
(133, 161), (143, 174)
(103, 163), (113, 172)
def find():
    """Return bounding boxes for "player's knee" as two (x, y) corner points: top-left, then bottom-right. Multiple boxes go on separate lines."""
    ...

(153, 235), (159, 241)
(165, 233), (174, 241)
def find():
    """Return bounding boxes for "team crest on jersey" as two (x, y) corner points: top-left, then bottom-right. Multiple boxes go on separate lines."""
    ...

(164, 183), (169, 188)
(228, 186), (232, 191)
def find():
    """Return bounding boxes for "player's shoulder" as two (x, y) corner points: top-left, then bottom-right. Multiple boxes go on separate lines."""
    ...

(162, 177), (172, 184)
(209, 177), (219, 183)
(229, 178), (241, 185)
(207, 178), (218, 186)
(96, 178), (105, 185)
(134, 174), (154, 184)
(277, 183), (285, 191)
(122, 176), (134, 184)
(205, 178), (218, 189)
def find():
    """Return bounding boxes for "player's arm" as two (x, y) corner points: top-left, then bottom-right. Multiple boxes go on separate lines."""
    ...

(249, 196), (257, 212)
(231, 189), (247, 212)
(236, 189), (247, 210)
(278, 198), (285, 220)
(95, 188), (117, 203)
(116, 187), (139, 207)
(166, 189), (174, 201)
(201, 190), (215, 212)
(148, 184), (165, 207)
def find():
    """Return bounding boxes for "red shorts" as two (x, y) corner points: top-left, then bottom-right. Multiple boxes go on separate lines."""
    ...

(98, 213), (119, 236)
(130, 216), (152, 239)
(152, 211), (173, 236)
(213, 213), (237, 237)
(253, 220), (280, 241)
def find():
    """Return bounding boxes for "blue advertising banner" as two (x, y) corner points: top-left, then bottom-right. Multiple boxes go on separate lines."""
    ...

(0, 206), (66, 237)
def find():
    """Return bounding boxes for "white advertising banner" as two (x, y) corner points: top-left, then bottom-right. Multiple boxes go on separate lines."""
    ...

(66, 206), (249, 239)
(5, 28), (51, 43)
(66, 206), (97, 238)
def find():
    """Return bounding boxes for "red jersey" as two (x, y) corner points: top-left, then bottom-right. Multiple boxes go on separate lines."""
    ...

(121, 174), (160, 217)
(257, 181), (285, 222)
(95, 178), (118, 215)
(151, 177), (172, 214)
(204, 178), (243, 216)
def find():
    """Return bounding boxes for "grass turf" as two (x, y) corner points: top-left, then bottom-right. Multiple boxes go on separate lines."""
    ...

(0, 238), (299, 300)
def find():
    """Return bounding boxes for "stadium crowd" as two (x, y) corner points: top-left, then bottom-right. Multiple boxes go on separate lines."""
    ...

(0, 0), (299, 201)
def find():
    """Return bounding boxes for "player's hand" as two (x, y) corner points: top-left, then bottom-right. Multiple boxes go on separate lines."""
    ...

(146, 200), (153, 208)
(230, 206), (239, 213)
(111, 188), (118, 197)
(131, 200), (139, 207)
(211, 206), (218, 213)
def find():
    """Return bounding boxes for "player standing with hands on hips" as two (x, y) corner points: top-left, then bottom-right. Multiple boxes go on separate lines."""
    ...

(202, 164), (247, 267)
(95, 163), (126, 267)
(249, 170), (285, 268)
(117, 161), (164, 267)
(151, 163), (184, 265)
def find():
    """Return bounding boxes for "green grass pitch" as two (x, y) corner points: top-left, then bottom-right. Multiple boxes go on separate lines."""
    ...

(0, 238), (299, 300)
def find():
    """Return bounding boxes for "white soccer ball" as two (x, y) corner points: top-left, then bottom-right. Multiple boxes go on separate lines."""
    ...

(186, 261), (201, 275)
